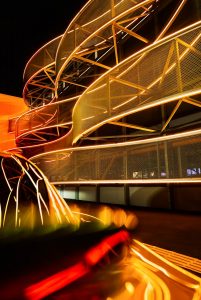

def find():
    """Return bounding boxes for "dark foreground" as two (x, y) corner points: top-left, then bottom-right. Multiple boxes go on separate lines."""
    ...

(0, 203), (200, 300)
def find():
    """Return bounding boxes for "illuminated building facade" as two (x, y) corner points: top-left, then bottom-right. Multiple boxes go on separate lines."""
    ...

(7, 0), (201, 211)
(1, 2), (201, 298)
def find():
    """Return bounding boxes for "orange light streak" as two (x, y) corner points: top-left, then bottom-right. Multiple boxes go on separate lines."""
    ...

(25, 262), (88, 300)
(131, 240), (201, 288)
(25, 229), (129, 300)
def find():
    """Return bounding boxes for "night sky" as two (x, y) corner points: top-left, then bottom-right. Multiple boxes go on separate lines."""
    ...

(1, 0), (200, 98)
(0, 0), (86, 97)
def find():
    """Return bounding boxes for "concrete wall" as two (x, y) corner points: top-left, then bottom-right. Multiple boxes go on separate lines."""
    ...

(56, 184), (201, 213)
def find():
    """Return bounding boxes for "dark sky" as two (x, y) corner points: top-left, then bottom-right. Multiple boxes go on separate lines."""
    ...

(0, 0), (86, 97)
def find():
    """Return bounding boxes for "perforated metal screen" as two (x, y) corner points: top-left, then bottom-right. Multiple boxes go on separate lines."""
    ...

(73, 23), (201, 142)
(31, 129), (201, 183)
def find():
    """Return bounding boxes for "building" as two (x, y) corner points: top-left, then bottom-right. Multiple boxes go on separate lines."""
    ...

(1, 1), (201, 298)
(4, 0), (201, 212)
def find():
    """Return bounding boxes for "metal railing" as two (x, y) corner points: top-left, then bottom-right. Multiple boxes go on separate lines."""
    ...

(72, 21), (201, 143)
(31, 128), (201, 184)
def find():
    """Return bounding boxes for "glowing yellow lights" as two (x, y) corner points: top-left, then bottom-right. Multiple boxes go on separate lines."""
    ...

(17, 0), (161, 149)
(72, 21), (201, 144)
(0, 151), (140, 231)
(125, 281), (135, 294)
(156, 0), (188, 41)
(124, 213), (138, 230)
(132, 240), (201, 286)
(67, 204), (139, 230)
(3, 0), (201, 297)
(55, 0), (156, 86)
(30, 126), (201, 185)
(0, 152), (91, 230)
(124, 240), (201, 300)
(14, 0), (201, 185)
(98, 206), (113, 226)
(113, 209), (127, 228)
(145, 243), (201, 275)
(144, 282), (154, 300)
(23, 236), (201, 300)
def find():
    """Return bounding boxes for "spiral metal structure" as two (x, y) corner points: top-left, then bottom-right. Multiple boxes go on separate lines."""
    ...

(14, 0), (201, 185)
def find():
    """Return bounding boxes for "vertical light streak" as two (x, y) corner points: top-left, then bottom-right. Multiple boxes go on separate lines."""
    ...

(1, 154), (76, 228)
(193, 285), (201, 300)
(15, 173), (24, 227)
(1, 159), (12, 192)
(29, 166), (50, 217)
(38, 193), (50, 215)
(12, 156), (45, 225)
(144, 282), (154, 300)
(36, 180), (44, 225)
(29, 164), (42, 180)
(1, 157), (21, 227)
(47, 182), (70, 222)
(36, 179), (50, 216)
(45, 181), (62, 223)
(29, 159), (77, 223)
(45, 178), (76, 222)
(3, 189), (13, 227)
(0, 203), (2, 228)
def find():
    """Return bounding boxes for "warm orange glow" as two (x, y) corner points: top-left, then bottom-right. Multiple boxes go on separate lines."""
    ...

(3, 1), (200, 298)
(0, 94), (27, 116)
(24, 229), (129, 300)
(72, 21), (201, 143)
(0, 94), (28, 151)
(25, 235), (201, 300)
(25, 262), (88, 300)
(19, 0), (159, 148)
(85, 230), (129, 266)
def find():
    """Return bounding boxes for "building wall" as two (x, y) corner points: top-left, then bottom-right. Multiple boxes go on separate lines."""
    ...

(56, 183), (201, 213)
(0, 94), (27, 151)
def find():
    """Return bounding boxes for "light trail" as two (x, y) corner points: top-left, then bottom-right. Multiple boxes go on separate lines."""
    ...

(24, 230), (129, 300)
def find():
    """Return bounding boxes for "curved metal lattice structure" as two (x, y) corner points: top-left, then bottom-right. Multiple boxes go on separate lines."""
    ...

(13, 0), (201, 185)
(24, 0), (158, 108)
(15, 0), (193, 150)
(72, 21), (201, 143)
(31, 128), (201, 184)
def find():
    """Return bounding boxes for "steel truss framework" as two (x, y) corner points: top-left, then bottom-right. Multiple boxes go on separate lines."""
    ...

(12, 0), (201, 184)
(16, 0), (192, 148)
(72, 21), (201, 143)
